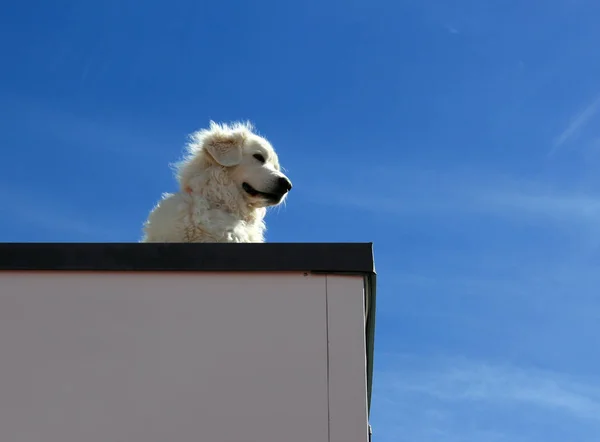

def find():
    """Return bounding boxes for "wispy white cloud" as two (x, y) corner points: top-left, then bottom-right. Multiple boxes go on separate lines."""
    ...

(549, 94), (600, 156)
(4, 98), (174, 162)
(371, 356), (600, 442)
(0, 186), (126, 241)
(393, 361), (600, 420)
(445, 24), (460, 34)
(478, 188), (600, 230)
(309, 167), (600, 238)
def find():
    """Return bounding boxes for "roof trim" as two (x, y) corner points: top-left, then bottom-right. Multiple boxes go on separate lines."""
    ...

(0, 242), (374, 273)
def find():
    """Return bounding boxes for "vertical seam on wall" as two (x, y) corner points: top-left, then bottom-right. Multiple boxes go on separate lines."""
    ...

(325, 275), (331, 442)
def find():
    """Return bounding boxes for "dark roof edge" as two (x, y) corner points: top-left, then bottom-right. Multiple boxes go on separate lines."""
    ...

(0, 242), (374, 273)
(365, 271), (377, 416)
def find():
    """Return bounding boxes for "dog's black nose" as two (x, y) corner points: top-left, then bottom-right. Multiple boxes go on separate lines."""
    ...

(278, 177), (292, 193)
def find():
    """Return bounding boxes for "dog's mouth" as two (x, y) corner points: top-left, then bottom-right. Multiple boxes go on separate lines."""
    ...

(242, 182), (283, 202)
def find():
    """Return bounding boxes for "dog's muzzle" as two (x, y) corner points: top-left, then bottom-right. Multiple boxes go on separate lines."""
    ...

(242, 177), (292, 203)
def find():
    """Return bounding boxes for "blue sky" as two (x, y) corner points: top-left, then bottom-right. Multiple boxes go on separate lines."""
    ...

(2, 0), (600, 440)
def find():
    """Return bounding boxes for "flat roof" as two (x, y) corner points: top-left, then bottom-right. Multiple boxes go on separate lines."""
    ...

(0, 242), (377, 413)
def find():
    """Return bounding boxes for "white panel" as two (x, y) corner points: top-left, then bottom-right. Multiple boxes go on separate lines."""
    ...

(0, 271), (329, 442)
(326, 275), (369, 442)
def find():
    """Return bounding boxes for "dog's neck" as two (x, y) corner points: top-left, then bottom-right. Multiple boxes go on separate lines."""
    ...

(182, 168), (265, 226)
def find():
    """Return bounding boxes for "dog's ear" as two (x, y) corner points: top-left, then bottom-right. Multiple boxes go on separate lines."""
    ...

(199, 121), (248, 167)
(204, 136), (243, 167)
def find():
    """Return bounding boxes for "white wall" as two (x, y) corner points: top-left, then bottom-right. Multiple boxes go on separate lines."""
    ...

(0, 271), (368, 442)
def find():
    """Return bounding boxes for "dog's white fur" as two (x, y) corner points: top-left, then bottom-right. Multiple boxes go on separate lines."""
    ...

(141, 121), (291, 243)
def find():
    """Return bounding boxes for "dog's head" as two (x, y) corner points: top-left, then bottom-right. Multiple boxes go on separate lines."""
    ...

(176, 121), (292, 208)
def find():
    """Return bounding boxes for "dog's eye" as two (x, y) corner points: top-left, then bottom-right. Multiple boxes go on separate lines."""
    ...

(253, 154), (266, 163)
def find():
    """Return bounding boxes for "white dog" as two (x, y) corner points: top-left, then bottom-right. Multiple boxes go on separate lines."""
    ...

(141, 121), (292, 243)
